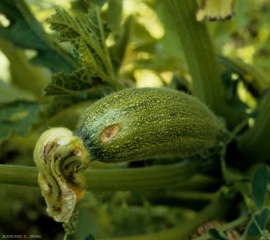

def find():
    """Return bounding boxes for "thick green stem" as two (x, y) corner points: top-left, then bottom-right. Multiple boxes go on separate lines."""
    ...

(0, 165), (38, 187)
(0, 161), (210, 191)
(85, 162), (204, 191)
(237, 91), (270, 162)
(161, 0), (227, 119)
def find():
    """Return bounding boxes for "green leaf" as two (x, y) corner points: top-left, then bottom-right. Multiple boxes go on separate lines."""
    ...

(247, 208), (269, 237)
(47, 7), (123, 90)
(0, 101), (39, 143)
(48, 7), (108, 73)
(208, 229), (228, 240)
(0, 0), (78, 73)
(158, 1), (227, 120)
(77, 39), (105, 74)
(252, 165), (269, 210)
(44, 68), (107, 96)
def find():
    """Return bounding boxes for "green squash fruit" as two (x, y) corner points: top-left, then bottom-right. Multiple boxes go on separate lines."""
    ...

(34, 87), (228, 222)
(75, 87), (228, 163)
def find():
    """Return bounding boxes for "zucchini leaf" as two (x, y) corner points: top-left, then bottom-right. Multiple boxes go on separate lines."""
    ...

(46, 6), (123, 94)
(47, 7), (117, 84)
(0, 0), (78, 73)
(44, 68), (106, 96)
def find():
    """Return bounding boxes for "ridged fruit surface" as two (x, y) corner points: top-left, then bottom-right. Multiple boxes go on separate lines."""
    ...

(76, 87), (226, 163)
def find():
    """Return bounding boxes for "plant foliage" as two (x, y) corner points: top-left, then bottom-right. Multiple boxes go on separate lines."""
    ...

(0, 0), (270, 239)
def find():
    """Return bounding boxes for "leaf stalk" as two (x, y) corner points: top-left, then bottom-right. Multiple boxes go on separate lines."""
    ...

(161, 0), (227, 119)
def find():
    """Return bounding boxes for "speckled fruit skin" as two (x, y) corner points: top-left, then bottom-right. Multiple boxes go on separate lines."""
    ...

(75, 87), (226, 163)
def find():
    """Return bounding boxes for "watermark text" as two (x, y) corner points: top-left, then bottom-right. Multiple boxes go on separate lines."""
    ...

(2, 235), (42, 239)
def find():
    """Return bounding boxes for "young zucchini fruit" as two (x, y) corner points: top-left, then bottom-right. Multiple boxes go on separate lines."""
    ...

(75, 87), (228, 162)
(34, 87), (228, 222)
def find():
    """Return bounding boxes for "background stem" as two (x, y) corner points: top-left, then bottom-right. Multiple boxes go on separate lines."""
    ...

(238, 91), (270, 163)
(161, 0), (227, 119)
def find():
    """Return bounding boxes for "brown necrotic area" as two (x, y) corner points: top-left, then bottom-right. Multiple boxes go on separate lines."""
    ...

(100, 124), (121, 142)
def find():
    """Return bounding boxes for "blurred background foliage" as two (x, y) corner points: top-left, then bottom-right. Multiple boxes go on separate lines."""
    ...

(0, 0), (270, 239)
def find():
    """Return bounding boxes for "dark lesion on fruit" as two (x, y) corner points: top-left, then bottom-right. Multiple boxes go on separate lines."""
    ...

(40, 141), (59, 162)
(100, 124), (121, 142)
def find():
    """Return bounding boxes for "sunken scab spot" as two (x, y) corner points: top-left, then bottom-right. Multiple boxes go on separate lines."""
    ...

(41, 141), (59, 161)
(100, 124), (121, 143)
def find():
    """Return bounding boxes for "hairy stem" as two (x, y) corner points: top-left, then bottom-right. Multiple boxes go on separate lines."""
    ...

(0, 165), (38, 187)
(0, 161), (211, 191)
(161, 0), (227, 119)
